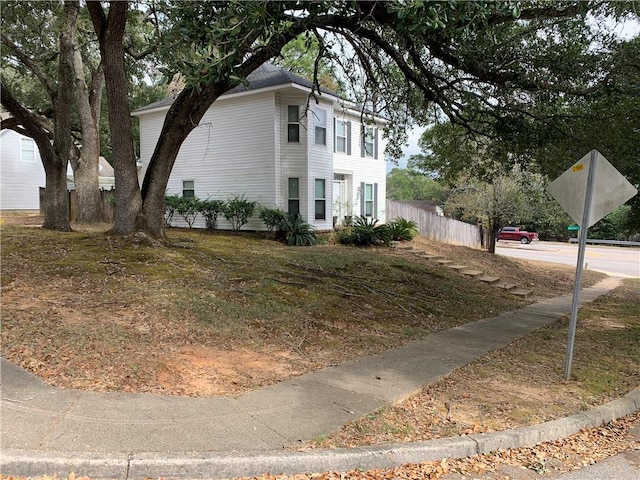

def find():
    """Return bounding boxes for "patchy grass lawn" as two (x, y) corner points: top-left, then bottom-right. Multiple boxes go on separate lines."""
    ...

(308, 278), (639, 449)
(1, 218), (605, 398)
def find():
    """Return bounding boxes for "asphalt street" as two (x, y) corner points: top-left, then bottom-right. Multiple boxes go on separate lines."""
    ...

(496, 241), (640, 278)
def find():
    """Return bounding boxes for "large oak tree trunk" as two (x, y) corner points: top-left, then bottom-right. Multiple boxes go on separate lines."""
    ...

(72, 45), (106, 224)
(88, 1), (144, 234)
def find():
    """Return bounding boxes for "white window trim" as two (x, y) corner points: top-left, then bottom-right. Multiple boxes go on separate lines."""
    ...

(20, 137), (36, 162)
(313, 108), (327, 146)
(287, 105), (300, 143)
(315, 178), (326, 220)
(182, 180), (195, 198)
(335, 120), (347, 153)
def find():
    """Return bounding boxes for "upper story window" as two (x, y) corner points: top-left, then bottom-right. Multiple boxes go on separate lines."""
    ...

(182, 180), (195, 198)
(362, 126), (377, 158)
(287, 106), (300, 143)
(335, 119), (351, 154)
(313, 108), (327, 146)
(20, 138), (36, 162)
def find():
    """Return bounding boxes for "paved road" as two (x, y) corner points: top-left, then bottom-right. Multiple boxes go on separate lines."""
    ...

(496, 241), (640, 278)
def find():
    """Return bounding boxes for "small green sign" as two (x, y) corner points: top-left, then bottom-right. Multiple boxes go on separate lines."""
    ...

(567, 225), (580, 231)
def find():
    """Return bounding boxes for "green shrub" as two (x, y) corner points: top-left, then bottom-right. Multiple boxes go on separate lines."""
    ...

(258, 207), (286, 233)
(386, 217), (419, 241)
(337, 216), (391, 247)
(199, 199), (226, 232)
(223, 194), (256, 231)
(279, 213), (317, 246)
(175, 196), (201, 228)
(164, 194), (182, 227)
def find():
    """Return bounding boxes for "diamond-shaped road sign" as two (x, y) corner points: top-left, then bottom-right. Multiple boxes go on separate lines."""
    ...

(547, 150), (637, 228)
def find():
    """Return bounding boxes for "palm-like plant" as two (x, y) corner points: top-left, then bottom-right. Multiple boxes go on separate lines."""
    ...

(279, 213), (317, 246)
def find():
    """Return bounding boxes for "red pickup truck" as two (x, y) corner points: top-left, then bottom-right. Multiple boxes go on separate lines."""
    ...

(497, 227), (539, 244)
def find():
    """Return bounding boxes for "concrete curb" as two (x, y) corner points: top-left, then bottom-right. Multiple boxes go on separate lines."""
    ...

(3, 388), (638, 480)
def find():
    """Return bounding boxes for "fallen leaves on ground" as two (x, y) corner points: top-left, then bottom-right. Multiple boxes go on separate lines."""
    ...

(239, 411), (640, 479)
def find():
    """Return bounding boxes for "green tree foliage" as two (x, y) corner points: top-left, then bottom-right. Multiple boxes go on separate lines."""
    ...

(386, 167), (445, 202)
(445, 173), (527, 254)
(73, 1), (638, 239)
(273, 33), (344, 93)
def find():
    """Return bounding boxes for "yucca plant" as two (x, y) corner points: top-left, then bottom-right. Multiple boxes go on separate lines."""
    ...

(279, 213), (317, 246)
(350, 216), (392, 247)
(386, 217), (419, 241)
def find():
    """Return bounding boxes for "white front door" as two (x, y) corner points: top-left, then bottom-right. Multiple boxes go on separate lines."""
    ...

(333, 180), (345, 226)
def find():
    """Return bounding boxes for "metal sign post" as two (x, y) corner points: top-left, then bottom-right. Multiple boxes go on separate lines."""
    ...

(548, 149), (637, 380)
(563, 150), (597, 380)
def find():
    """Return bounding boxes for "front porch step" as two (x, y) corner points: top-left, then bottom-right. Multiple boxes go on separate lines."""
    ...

(478, 275), (501, 284)
(460, 269), (484, 277)
(495, 282), (518, 291)
(511, 288), (534, 299)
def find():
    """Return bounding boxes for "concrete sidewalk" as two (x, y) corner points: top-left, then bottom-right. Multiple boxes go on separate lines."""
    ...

(2, 276), (638, 479)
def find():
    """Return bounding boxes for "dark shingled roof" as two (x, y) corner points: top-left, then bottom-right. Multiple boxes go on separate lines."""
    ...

(133, 63), (337, 114)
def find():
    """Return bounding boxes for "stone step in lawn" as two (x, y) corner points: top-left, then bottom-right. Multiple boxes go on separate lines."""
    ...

(448, 264), (469, 271)
(495, 282), (518, 291)
(510, 288), (533, 299)
(460, 269), (484, 277)
(419, 254), (443, 260)
(477, 275), (501, 284)
(434, 259), (454, 265)
(392, 243), (414, 250)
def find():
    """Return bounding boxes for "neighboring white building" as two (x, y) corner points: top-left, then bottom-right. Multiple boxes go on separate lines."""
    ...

(133, 64), (388, 231)
(0, 123), (115, 211)
(0, 127), (46, 210)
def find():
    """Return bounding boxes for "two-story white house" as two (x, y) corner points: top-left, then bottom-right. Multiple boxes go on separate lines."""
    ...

(133, 63), (387, 231)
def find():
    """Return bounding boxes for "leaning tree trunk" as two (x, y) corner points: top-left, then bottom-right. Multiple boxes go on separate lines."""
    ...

(141, 86), (226, 238)
(88, 1), (144, 234)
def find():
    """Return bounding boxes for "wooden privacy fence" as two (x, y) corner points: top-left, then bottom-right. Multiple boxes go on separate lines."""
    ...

(386, 200), (481, 248)
(40, 187), (115, 222)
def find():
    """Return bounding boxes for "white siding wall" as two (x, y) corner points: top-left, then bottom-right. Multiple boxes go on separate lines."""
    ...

(135, 89), (388, 232)
(332, 110), (387, 223)
(137, 93), (278, 230)
(306, 99), (334, 230)
(0, 130), (46, 210)
(278, 93), (309, 219)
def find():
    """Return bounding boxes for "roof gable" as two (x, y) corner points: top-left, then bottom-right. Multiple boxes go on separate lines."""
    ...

(133, 63), (337, 114)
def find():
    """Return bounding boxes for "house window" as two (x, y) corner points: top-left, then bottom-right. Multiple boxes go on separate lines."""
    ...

(315, 178), (326, 220)
(288, 177), (300, 215)
(287, 106), (299, 142)
(20, 138), (35, 162)
(182, 180), (195, 198)
(314, 108), (327, 145)
(364, 183), (374, 217)
(335, 120), (347, 153)
(362, 127), (375, 158)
